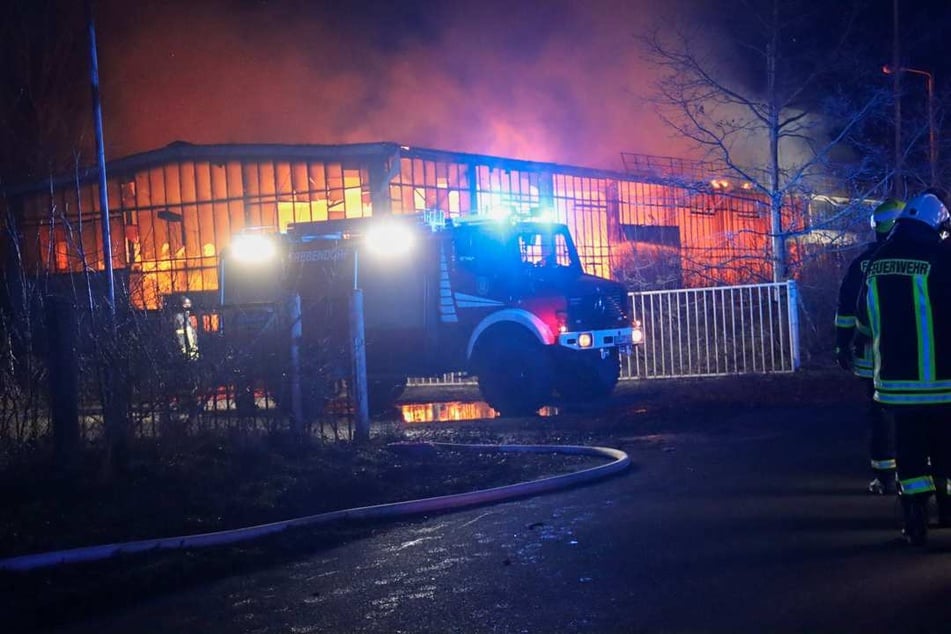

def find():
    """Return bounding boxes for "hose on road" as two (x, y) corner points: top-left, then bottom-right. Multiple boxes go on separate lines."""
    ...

(0, 442), (630, 572)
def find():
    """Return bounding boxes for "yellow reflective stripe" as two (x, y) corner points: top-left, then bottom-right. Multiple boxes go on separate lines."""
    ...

(854, 345), (874, 377)
(877, 379), (951, 390)
(913, 275), (936, 382)
(900, 476), (935, 495)
(875, 391), (951, 405)
(867, 280), (881, 382)
(835, 314), (856, 328)
(870, 458), (896, 470)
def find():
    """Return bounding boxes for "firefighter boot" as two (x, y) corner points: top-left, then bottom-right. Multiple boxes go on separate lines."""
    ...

(935, 480), (951, 528)
(901, 495), (929, 546)
(935, 495), (951, 529)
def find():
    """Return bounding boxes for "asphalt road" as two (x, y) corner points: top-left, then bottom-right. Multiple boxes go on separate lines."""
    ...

(48, 376), (951, 633)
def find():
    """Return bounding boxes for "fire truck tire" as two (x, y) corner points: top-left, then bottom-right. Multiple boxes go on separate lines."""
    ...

(555, 348), (620, 402)
(474, 329), (553, 417)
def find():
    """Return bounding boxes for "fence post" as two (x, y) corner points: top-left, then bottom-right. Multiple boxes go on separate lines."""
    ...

(350, 286), (370, 443)
(786, 280), (801, 370)
(46, 296), (80, 464)
(288, 293), (303, 435)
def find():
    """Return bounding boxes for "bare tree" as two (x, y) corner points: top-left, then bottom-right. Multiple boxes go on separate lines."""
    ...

(640, 0), (889, 281)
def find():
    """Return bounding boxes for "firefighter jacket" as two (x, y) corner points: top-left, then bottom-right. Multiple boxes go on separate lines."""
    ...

(174, 309), (199, 360)
(856, 221), (951, 405)
(835, 241), (881, 378)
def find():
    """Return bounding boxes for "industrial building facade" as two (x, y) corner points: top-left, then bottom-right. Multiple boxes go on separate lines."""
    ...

(6, 141), (784, 312)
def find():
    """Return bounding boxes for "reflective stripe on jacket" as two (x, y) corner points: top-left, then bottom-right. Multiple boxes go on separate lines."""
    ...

(856, 221), (951, 405)
(835, 242), (879, 378)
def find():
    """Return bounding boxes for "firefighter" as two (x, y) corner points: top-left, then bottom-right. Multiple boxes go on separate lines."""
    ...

(173, 295), (199, 360)
(856, 189), (951, 546)
(834, 199), (904, 494)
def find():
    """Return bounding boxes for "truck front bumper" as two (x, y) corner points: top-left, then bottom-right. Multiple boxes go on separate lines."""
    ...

(558, 326), (634, 354)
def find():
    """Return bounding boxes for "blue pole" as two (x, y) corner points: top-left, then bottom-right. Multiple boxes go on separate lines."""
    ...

(351, 249), (370, 441)
(86, 0), (115, 322)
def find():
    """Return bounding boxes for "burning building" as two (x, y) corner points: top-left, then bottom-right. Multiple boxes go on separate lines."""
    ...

(3, 141), (786, 313)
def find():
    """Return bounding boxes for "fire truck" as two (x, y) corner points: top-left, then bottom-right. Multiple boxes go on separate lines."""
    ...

(218, 211), (642, 416)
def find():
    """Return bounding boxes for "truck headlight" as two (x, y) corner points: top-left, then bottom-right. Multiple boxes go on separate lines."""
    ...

(365, 221), (415, 257)
(577, 332), (593, 348)
(230, 234), (278, 264)
(632, 320), (645, 345)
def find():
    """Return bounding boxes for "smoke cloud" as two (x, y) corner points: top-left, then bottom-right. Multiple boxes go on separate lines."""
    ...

(96, 0), (694, 171)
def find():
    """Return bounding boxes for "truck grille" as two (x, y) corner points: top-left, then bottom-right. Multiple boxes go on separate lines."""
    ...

(567, 288), (629, 330)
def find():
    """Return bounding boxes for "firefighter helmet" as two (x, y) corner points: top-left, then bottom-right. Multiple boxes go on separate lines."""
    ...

(899, 189), (950, 231)
(870, 198), (905, 235)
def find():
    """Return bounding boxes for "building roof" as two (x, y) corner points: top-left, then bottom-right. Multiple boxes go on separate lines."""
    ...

(4, 140), (696, 197)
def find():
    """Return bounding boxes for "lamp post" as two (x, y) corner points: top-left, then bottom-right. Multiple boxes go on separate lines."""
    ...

(884, 64), (937, 186)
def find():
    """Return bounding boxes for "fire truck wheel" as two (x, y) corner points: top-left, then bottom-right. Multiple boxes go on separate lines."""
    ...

(474, 330), (553, 417)
(555, 348), (620, 402)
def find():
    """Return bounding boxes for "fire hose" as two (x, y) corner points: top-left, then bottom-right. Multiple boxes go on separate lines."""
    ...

(0, 442), (629, 572)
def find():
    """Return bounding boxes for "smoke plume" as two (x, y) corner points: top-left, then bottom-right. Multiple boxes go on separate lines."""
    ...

(96, 0), (693, 171)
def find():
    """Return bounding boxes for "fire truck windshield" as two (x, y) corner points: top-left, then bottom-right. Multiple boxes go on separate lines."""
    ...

(453, 220), (582, 277)
(515, 225), (580, 271)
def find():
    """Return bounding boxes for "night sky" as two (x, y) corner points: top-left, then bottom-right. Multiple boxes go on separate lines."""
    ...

(3, 0), (951, 180)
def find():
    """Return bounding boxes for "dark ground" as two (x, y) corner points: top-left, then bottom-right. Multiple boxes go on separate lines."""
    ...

(0, 367), (867, 632)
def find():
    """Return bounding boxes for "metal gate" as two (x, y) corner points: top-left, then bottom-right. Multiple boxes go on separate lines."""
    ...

(624, 280), (800, 379)
(408, 280), (800, 386)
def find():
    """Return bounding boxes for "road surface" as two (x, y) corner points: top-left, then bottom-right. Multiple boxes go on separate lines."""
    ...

(43, 375), (951, 632)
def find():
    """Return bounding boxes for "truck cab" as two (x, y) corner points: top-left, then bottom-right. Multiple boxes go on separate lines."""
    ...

(442, 215), (636, 414)
(220, 212), (640, 416)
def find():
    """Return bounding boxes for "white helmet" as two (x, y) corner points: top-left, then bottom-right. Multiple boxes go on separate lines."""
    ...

(899, 190), (950, 231)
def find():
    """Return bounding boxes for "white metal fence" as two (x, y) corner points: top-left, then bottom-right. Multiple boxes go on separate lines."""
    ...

(408, 280), (801, 386)
(623, 280), (800, 379)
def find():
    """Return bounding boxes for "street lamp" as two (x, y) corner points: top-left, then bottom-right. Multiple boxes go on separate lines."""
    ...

(884, 64), (937, 187)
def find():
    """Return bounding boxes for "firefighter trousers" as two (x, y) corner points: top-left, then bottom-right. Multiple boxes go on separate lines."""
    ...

(863, 380), (896, 474)
(891, 405), (951, 497)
